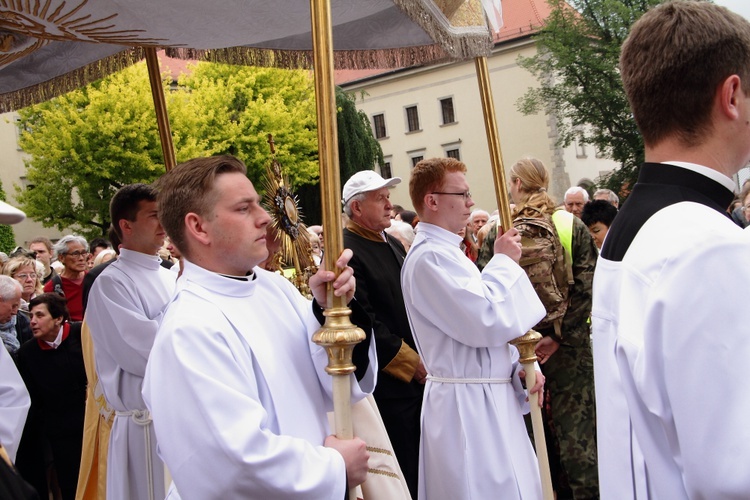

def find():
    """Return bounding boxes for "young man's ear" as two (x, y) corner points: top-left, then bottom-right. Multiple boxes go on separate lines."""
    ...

(718, 74), (743, 121)
(423, 193), (439, 212)
(184, 213), (211, 247)
(119, 218), (132, 237)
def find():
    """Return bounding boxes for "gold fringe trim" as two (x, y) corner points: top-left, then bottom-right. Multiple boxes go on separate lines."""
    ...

(392, 0), (493, 59)
(0, 47), (146, 113)
(166, 45), (453, 70)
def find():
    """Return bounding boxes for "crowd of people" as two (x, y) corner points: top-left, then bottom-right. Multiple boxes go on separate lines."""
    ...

(1, 2), (750, 499)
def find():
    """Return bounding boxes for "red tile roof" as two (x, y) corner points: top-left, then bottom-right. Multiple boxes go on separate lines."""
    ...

(156, 51), (194, 82)
(335, 0), (552, 85)
(495, 0), (552, 42)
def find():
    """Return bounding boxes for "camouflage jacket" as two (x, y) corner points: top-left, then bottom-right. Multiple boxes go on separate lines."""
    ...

(477, 215), (597, 347)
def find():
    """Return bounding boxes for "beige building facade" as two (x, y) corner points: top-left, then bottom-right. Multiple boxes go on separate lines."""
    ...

(0, 111), (66, 247)
(340, 20), (618, 214)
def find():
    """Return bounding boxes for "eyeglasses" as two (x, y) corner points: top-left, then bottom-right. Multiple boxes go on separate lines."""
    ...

(431, 191), (472, 201)
(14, 273), (37, 280)
(743, 205), (750, 211)
(64, 250), (88, 258)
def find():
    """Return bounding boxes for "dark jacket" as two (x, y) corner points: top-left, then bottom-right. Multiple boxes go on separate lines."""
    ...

(15, 322), (86, 438)
(343, 225), (423, 400)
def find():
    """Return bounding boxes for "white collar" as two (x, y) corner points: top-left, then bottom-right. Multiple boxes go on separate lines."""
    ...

(663, 161), (736, 192)
(118, 248), (163, 269)
(416, 222), (463, 245)
(44, 325), (65, 349)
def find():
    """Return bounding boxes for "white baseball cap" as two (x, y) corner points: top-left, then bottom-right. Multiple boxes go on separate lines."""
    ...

(342, 170), (401, 205)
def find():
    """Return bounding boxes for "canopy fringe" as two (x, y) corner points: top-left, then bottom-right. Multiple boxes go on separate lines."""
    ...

(0, 48), (145, 113)
(166, 44), (453, 70)
(392, 0), (493, 59)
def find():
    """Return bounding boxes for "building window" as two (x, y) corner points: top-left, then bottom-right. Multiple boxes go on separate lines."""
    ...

(372, 113), (387, 139)
(446, 149), (460, 160)
(381, 162), (392, 178)
(380, 157), (393, 178)
(442, 141), (461, 161)
(440, 98), (455, 125)
(575, 137), (587, 159)
(405, 106), (420, 132)
(408, 148), (426, 168)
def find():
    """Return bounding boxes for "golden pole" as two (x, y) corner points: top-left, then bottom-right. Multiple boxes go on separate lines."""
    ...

(141, 50), (176, 489)
(309, 1), (365, 498)
(145, 47), (176, 172)
(475, 56), (554, 500)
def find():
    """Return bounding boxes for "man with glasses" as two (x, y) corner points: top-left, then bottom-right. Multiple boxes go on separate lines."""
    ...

(400, 157), (546, 499)
(43, 235), (89, 321)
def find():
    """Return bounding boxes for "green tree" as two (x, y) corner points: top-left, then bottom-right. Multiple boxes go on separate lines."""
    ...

(17, 64), (172, 238)
(296, 88), (384, 225)
(172, 63), (320, 188)
(335, 88), (384, 183)
(16, 61), (321, 238)
(0, 180), (17, 252)
(517, 0), (660, 195)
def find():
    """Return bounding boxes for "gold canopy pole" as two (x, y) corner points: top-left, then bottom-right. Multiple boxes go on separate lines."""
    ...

(475, 56), (554, 500)
(145, 47), (177, 172)
(309, 1), (366, 499)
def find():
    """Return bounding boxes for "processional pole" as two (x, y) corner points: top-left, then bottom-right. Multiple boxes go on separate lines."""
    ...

(309, 1), (366, 499)
(144, 47), (176, 172)
(474, 55), (554, 500)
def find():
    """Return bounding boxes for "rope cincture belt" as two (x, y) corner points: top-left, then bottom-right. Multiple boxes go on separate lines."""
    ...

(115, 409), (155, 500)
(426, 375), (511, 384)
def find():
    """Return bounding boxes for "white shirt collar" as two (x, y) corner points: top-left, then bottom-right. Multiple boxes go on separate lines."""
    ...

(663, 161), (736, 192)
(416, 221), (463, 245)
(44, 325), (65, 349)
(119, 247), (163, 269)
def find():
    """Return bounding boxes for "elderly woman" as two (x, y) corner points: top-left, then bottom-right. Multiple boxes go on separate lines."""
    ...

(4, 256), (43, 315)
(0, 275), (28, 355)
(42, 235), (88, 321)
(15, 293), (86, 500)
(384, 219), (415, 253)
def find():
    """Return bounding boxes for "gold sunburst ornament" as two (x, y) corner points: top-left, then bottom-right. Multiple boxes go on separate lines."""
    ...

(261, 134), (317, 295)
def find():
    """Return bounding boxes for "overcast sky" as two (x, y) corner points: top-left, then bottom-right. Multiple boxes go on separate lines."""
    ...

(713, 0), (750, 20)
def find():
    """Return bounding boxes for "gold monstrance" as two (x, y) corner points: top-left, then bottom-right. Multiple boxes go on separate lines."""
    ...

(261, 134), (318, 297)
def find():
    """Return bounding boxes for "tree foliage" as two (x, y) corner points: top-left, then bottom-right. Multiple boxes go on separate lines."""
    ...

(17, 58), (382, 236)
(0, 180), (17, 252)
(16, 62), (320, 238)
(335, 88), (384, 183)
(171, 63), (320, 188)
(294, 88), (384, 225)
(17, 65), (166, 238)
(517, 0), (661, 194)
